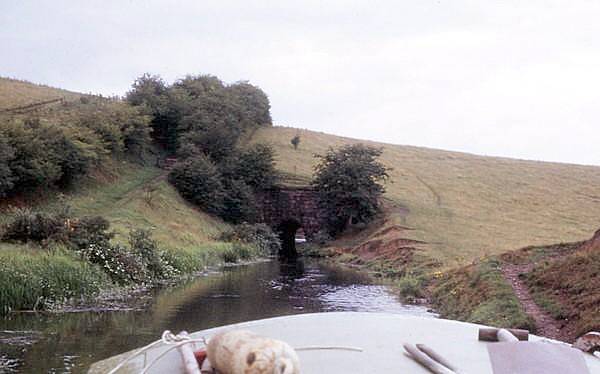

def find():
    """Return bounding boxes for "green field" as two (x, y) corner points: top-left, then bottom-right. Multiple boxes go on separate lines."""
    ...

(251, 126), (600, 267)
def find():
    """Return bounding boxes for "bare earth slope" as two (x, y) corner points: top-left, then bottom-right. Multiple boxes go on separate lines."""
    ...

(251, 126), (600, 267)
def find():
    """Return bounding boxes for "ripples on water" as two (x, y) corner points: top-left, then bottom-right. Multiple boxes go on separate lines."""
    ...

(0, 259), (433, 373)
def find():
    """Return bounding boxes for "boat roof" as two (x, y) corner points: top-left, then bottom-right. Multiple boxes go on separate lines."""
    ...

(89, 312), (600, 373)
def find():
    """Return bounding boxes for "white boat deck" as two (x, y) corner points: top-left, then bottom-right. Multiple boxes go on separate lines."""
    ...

(89, 312), (600, 373)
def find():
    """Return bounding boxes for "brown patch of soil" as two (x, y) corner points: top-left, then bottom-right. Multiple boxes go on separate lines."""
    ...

(343, 237), (420, 266)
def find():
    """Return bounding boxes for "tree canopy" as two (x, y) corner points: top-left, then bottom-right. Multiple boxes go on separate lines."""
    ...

(311, 144), (390, 234)
(126, 74), (272, 157)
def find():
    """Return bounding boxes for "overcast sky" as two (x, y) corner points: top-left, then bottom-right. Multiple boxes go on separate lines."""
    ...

(2, 1), (599, 165)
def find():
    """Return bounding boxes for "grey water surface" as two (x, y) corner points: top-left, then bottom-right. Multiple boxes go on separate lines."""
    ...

(0, 259), (433, 373)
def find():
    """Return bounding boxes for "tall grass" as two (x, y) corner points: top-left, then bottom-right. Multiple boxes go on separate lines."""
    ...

(164, 242), (266, 274)
(0, 247), (110, 314)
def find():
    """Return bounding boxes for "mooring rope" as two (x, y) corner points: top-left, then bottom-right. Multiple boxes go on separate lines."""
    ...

(107, 331), (206, 374)
(108, 330), (363, 373)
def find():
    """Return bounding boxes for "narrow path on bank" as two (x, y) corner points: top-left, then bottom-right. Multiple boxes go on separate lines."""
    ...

(501, 263), (563, 340)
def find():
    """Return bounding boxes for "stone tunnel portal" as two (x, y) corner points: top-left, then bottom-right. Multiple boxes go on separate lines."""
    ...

(277, 219), (302, 258)
(257, 187), (328, 259)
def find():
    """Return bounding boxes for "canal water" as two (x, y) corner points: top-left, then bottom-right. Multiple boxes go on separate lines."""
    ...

(0, 259), (433, 373)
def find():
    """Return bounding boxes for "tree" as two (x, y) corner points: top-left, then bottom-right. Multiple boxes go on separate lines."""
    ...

(311, 144), (390, 234)
(291, 134), (301, 150)
(126, 74), (180, 152)
(220, 143), (279, 190)
(226, 81), (272, 126)
(220, 178), (258, 224)
(0, 130), (16, 196)
(168, 155), (225, 215)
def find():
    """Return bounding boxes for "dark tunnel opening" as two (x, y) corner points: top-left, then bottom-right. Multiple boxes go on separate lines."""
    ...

(277, 219), (302, 258)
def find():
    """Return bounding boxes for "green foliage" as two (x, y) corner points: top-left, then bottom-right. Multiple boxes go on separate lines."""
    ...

(397, 275), (424, 300)
(221, 143), (279, 190)
(170, 144), (279, 223)
(312, 144), (390, 234)
(291, 134), (300, 150)
(0, 97), (152, 196)
(129, 229), (177, 279)
(179, 124), (238, 163)
(219, 223), (281, 255)
(0, 249), (110, 314)
(126, 73), (272, 157)
(0, 131), (16, 196)
(168, 155), (225, 215)
(68, 216), (114, 250)
(1, 208), (68, 244)
(79, 242), (146, 284)
(430, 259), (535, 330)
(226, 81), (272, 126)
(220, 178), (258, 224)
(219, 242), (259, 263)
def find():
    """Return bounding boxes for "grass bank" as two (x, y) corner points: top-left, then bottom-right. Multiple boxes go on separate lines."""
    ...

(0, 241), (265, 315)
(526, 239), (600, 338)
(0, 246), (110, 314)
(429, 258), (534, 331)
(0, 156), (263, 314)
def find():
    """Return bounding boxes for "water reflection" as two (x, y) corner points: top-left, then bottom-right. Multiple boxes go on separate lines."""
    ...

(0, 259), (433, 373)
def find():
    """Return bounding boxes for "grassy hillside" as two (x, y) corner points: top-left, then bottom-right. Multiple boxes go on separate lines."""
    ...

(0, 161), (228, 251)
(0, 77), (228, 248)
(0, 77), (82, 110)
(251, 126), (600, 267)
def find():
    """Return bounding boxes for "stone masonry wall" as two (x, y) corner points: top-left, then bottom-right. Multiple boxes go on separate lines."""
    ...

(257, 187), (328, 239)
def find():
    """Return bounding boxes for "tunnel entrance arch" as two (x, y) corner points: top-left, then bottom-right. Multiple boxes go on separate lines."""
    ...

(277, 219), (302, 258)
(256, 187), (328, 258)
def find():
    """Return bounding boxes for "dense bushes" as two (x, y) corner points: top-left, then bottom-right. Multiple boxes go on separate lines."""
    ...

(127, 73), (278, 224)
(168, 155), (225, 215)
(127, 74), (271, 156)
(219, 223), (281, 255)
(169, 143), (279, 223)
(0, 97), (151, 197)
(1, 208), (68, 244)
(0, 210), (173, 284)
(221, 144), (278, 190)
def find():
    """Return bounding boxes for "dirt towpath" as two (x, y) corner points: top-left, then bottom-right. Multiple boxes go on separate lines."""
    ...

(501, 263), (563, 340)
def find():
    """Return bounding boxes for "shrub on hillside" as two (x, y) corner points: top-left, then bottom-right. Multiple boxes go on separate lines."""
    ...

(168, 155), (225, 215)
(0, 98), (152, 197)
(221, 178), (258, 224)
(221, 143), (279, 191)
(129, 229), (177, 279)
(79, 243), (146, 284)
(291, 134), (300, 150)
(312, 144), (390, 234)
(1, 208), (68, 244)
(67, 216), (114, 250)
(0, 132), (16, 197)
(219, 223), (281, 255)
